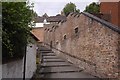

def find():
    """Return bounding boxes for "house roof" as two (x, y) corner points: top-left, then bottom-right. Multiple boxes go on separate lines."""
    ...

(47, 15), (66, 22)
(30, 31), (40, 41)
(43, 13), (49, 18)
(34, 14), (67, 23)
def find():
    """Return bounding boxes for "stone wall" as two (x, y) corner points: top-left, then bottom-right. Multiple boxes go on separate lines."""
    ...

(118, 1), (120, 27)
(44, 12), (120, 78)
(2, 43), (37, 79)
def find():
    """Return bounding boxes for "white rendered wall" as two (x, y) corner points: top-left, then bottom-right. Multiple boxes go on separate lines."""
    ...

(2, 43), (37, 79)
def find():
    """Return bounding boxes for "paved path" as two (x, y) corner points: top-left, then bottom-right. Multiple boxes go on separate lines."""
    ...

(37, 49), (98, 79)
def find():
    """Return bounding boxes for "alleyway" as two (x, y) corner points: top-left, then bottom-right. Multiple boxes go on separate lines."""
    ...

(32, 46), (99, 79)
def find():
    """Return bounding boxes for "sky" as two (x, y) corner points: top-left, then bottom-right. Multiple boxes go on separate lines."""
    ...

(30, 0), (99, 16)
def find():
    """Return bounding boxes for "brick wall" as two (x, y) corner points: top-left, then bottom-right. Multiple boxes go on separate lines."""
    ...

(32, 27), (44, 42)
(44, 12), (120, 78)
(100, 2), (120, 27)
(118, 1), (120, 27)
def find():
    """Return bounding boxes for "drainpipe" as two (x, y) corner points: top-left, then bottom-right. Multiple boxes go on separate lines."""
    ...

(23, 45), (27, 80)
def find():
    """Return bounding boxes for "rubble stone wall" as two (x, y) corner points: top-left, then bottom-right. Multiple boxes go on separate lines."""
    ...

(44, 12), (120, 78)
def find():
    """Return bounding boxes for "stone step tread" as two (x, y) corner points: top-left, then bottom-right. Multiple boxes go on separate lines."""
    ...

(43, 57), (59, 59)
(40, 72), (96, 78)
(39, 66), (83, 73)
(42, 54), (56, 56)
(42, 53), (55, 56)
(42, 53), (55, 55)
(43, 56), (58, 58)
(41, 62), (72, 67)
(41, 65), (71, 67)
(43, 60), (65, 62)
(40, 51), (53, 52)
(40, 70), (81, 74)
(39, 48), (51, 50)
(43, 59), (65, 62)
(42, 62), (71, 65)
(41, 52), (53, 53)
(43, 55), (58, 58)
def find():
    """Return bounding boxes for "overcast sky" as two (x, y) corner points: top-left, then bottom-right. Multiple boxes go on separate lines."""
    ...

(31, 0), (99, 16)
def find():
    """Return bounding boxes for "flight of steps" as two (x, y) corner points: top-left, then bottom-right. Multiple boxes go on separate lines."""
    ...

(37, 46), (97, 79)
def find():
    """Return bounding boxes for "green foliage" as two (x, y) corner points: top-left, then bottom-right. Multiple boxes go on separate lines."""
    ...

(2, 2), (35, 61)
(84, 2), (100, 13)
(63, 2), (80, 16)
(84, 2), (100, 14)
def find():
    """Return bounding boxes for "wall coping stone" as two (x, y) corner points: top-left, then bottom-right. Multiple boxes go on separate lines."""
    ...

(81, 12), (120, 34)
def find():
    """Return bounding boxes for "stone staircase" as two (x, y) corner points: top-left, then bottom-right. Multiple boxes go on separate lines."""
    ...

(31, 47), (99, 80)
(35, 46), (98, 79)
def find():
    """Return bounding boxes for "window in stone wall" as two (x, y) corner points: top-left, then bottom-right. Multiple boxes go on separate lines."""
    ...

(47, 29), (49, 31)
(74, 27), (78, 34)
(63, 34), (67, 40)
(52, 26), (54, 29)
(56, 40), (59, 44)
(50, 29), (52, 32)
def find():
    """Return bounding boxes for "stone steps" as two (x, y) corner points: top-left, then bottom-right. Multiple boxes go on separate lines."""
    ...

(39, 66), (83, 74)
(40, 72), (96, 78)
(43, 58), (65, 62)
(37, 47), (97, 79)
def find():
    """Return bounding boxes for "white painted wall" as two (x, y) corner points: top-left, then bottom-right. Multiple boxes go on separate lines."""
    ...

(35, 23), (50, 27)
(25, 43), (37, 78)
(2, 43), (37, 79)
(0, 64), (2, 80)
(2, 59), (23, 78)
(35, 23), (44, 27)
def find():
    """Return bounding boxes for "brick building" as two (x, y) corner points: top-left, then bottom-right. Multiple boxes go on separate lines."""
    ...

(31, 27), (44, 42)
(100, 1), (120, 27)
(32, 14), (66, 43)
(34, 13), (66, 25)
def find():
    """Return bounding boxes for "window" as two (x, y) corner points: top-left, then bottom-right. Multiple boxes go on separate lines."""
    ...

(50, 29), (52, 32)
(52, 26), (54, 29)
(47, 29), (49, 31)
(56, 41), (59, 44)
(63, 35), (66, 40)
(74, 27), (78, 34)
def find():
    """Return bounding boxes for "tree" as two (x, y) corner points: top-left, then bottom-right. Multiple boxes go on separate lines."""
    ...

(2, 2), (35, 61)
(62, 2), (80, 16)
(84, 2), (100, 14)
